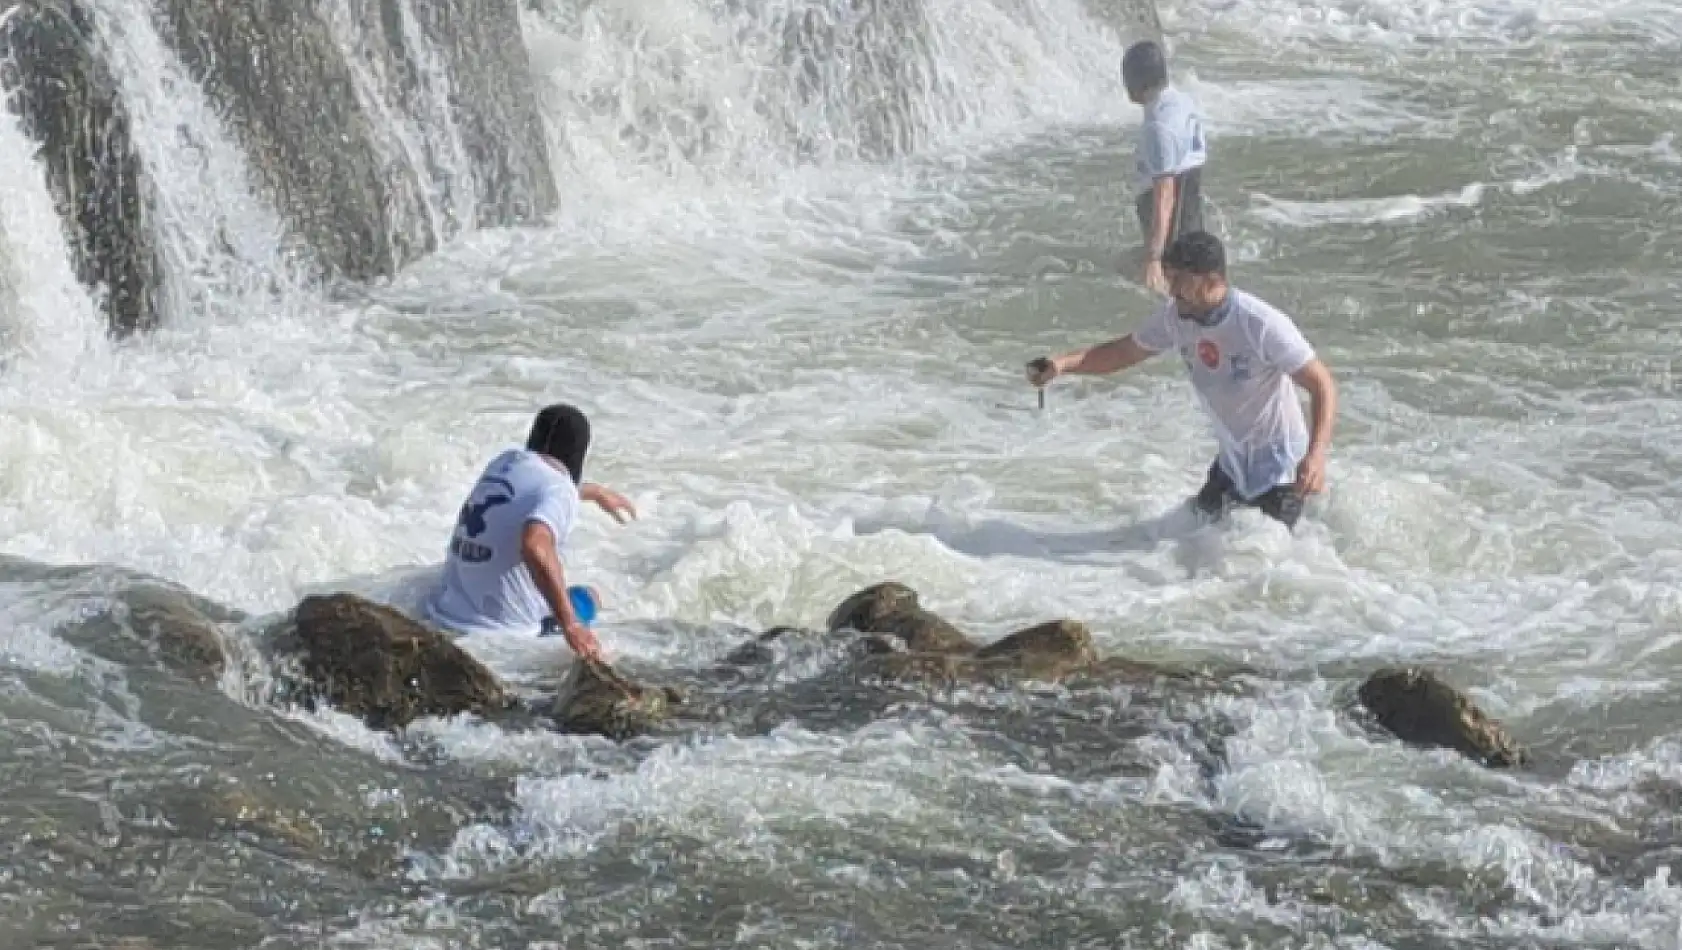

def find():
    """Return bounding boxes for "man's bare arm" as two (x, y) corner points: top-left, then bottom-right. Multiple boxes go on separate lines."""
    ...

(521, 520), (599, 657)
(1290, 358), (1338, 457)
(1054, 334), (1159, 377)
(579, 482), (636, 524)
(1147, 175), (1177, 259)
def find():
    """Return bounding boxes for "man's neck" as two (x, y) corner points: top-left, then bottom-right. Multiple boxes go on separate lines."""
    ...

(1181, 287), (1233, 326)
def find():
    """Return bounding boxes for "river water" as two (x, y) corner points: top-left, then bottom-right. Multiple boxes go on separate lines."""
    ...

(1, 0), (1680, 946)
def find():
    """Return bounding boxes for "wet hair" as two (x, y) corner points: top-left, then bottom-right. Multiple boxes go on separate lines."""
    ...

(1121, 41), (1168, 97)
(1163, 231), (1226, 276)
(526, 404), (590, 484)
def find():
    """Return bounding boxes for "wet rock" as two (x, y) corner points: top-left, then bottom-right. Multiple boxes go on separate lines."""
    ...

(0, 0), (162, 335)
(826, 581), (975, 654)
(49, 580), (237, 685)
(271, 592), (514, 730)
(976, 619), (1098, 679)
(855, 619), (1102, 687)
(114, 583), (232, 684)
(548, 658), (682, 741)
(1356, 667), (1527, 768)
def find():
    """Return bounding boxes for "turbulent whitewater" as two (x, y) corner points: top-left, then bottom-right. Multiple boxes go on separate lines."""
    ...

(2, 0), (1681, 945)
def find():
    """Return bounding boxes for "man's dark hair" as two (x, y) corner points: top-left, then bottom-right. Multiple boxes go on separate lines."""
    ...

(1163, 231), (1225, 276)
(1121, 41), (1168, 96)
(527, 403), (591, 485)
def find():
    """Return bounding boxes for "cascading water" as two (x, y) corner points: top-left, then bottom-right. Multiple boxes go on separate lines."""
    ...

(82, 0), (301, 331)
(0, 98), (105, 371)
(518, 0), (1140, 199)
(2, 0), (1675, 945)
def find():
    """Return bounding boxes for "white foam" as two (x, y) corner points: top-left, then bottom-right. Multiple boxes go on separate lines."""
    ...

(0, 102), (106, 375)
(0, 0), (1678, 942)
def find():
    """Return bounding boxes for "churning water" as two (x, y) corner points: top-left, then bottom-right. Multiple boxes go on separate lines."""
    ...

(1, 0), (1680, 945)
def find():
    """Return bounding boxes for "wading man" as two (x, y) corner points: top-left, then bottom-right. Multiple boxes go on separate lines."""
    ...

(423, 404), (637, 660)
(1123, 40), (1208, 296)
(1027, 231), (1337, 530)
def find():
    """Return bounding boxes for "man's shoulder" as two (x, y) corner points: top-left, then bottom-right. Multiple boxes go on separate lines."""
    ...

(1229, 288), (1295, 326)
(1155, 85), (1202, 118)
(484, 448), (574, 495)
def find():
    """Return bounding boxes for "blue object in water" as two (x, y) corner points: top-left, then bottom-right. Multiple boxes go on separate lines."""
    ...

(567, 585), (598, 626)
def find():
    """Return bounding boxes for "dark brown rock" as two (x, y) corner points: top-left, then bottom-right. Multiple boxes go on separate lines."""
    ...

(851, 619), (1100, 687)
(550, 658), (680, 741)
(825, 581), (975, 654)
(277, 592), (513, 730)
(976, 619), (1098, 680)
(1357, 667), (1527, 768)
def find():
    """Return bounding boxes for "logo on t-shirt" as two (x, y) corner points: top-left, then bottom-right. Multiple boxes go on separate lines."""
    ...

(1229, 353), (1251, 381)
(1197, 338), (1221, 369)
(448, 476), (516, 564)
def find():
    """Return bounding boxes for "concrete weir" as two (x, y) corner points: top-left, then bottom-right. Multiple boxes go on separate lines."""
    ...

(0, 0), (558, 335)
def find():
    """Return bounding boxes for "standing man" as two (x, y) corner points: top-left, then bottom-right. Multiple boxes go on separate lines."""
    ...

(423, 403), (637, 660)
(1123, 40), (1208, 296)
(1027, 231), (1337, 530)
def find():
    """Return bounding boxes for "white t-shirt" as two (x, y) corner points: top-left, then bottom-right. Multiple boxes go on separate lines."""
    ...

(423, 448), (579, 636)
(1133, 86), (1208, 195)
(1131, 289), (1316, 500)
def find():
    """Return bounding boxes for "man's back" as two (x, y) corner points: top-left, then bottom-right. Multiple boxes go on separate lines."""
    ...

(1134, 86), (1208, 194)
(425, 448), (579, 636)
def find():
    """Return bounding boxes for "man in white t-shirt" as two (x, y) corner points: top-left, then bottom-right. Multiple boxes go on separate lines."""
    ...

(1025, 231), (1338, 529)
(422, 404), (636, 659)
(1123, 40), (1209, 296)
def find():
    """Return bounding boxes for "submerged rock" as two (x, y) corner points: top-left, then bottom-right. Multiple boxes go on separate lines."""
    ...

(720, 625), (814, 666)
(272, 592), (514, 730)
(0, 0), (161, 335)
(109, 583), (233, 684)
(1356, 667), (1527, 768)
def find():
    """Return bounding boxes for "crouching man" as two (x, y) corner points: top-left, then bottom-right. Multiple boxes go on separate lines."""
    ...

(423, 404), (636, 659)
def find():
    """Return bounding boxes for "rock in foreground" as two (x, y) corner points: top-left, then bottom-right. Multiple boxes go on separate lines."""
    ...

(548, 658), (682, 741)
(276, 593), (514, 730)
(1357, 667), (1527, 768)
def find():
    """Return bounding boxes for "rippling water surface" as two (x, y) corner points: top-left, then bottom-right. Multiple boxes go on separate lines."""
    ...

(1, 0), (1680, 945)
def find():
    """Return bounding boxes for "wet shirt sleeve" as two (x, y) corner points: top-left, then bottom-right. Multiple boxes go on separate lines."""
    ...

(1253, 306), (1316, 374)
(1131, 301), (1180, 353)
(524, 483), (577, 549)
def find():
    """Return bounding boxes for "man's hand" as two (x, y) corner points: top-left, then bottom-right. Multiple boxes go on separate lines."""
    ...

(1295, 447), (1328, 496)
(544, 615), (604, 661)
(1143, 258), (1170, 296)
(1025, 356), (1059, 387)
(582, 483), (637, 524)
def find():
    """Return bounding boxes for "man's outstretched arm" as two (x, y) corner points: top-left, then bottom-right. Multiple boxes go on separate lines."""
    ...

(1029, 334), (1160, 385)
